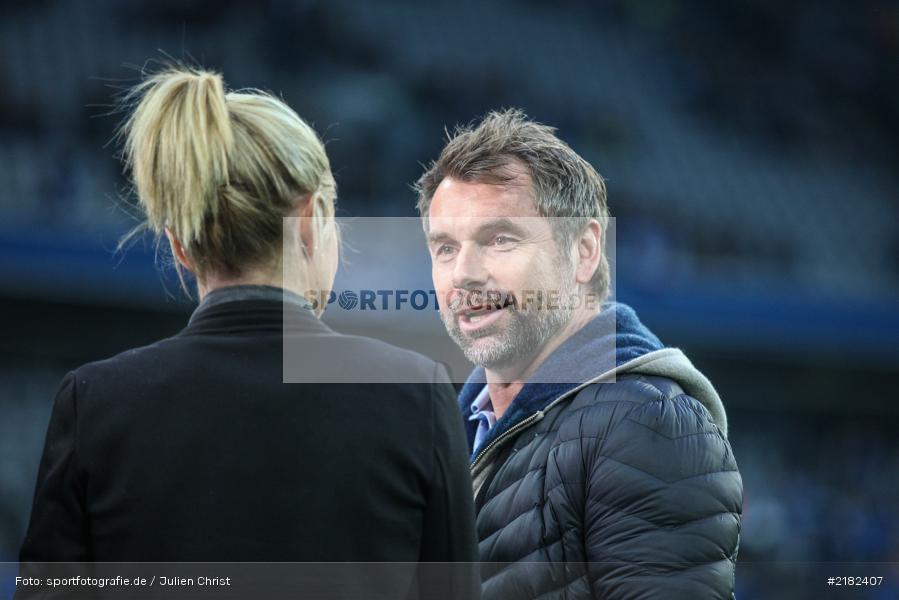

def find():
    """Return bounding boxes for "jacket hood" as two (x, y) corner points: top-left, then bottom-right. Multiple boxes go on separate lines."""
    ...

(613, 347), (728, 437)
(459, 302), (728, 460)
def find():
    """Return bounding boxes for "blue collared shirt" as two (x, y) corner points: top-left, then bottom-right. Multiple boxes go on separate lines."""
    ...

(469, 386), (496, 453)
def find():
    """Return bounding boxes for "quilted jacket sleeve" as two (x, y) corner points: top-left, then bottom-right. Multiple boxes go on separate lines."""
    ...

(582, 375), (743, 599)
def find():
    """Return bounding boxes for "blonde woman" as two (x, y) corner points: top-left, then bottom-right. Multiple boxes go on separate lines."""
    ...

(19, 67), (477, 592)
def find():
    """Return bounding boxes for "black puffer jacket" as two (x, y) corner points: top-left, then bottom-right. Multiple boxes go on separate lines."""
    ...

(473, 374), (741, 599)
(459, 304), (742, 599)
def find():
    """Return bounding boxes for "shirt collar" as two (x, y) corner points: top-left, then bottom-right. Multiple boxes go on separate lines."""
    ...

(469, 385), (493, 416)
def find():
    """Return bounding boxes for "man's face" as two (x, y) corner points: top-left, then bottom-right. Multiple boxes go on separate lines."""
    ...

(427, 175), (576, 371)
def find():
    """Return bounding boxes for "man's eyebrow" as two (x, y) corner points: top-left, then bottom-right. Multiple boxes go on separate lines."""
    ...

(426, 230), (453, 245)
(473, 217), (530, 238)
(427, 218), (532, 245)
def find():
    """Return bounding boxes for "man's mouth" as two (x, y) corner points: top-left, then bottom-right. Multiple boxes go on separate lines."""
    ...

(457, 302), (512, 332)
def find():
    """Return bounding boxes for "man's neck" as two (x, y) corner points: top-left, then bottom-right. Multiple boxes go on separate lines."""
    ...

(484, 307), (599, 419)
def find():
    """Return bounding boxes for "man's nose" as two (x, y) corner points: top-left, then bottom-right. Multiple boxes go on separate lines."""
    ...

(451, 243), (489, 290)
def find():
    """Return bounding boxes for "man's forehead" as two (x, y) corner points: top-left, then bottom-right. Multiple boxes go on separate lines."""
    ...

(429, 176), (539, 220)
(427, 185), (553, 243)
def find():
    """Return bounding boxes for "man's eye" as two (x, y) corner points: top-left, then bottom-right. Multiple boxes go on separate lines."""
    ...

(493, 235), (512, 246)
(437, 245), (456, 256)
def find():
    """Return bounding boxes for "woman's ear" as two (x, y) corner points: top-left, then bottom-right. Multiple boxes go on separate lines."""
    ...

(294, 193), (316, 257)
(165, 227), (193, 271)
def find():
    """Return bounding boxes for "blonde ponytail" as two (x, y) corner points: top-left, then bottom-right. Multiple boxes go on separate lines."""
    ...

(119, 64), (336, 280)
(123, 67), (232, 248)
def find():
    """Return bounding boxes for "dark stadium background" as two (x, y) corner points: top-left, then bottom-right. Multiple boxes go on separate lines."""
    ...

(1, 1), (898, 598)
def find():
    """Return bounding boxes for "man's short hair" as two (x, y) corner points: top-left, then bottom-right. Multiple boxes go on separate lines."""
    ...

(414, 108), (610, 299)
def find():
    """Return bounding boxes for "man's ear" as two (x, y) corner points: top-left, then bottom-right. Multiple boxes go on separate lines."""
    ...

(575, 220), (602, 286)
(164, 227), (193, 272)
(294, 194), (316, 257)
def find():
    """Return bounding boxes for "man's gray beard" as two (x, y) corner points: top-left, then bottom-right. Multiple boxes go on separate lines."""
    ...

(443, 303), (574, 371)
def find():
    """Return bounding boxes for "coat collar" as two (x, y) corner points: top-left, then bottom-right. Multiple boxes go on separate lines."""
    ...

(181, 285), (329, 337)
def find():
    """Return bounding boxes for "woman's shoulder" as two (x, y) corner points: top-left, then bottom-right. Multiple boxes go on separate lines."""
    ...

(284, 331), (451, 385)
(74, 335), (184, 378)
(65, 334), (196, 406)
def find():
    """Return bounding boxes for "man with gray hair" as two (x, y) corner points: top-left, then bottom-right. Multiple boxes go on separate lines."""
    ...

(416, 109), (742, 599)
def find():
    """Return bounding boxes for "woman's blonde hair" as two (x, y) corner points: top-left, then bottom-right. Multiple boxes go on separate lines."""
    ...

(119, 65), (336, 284)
